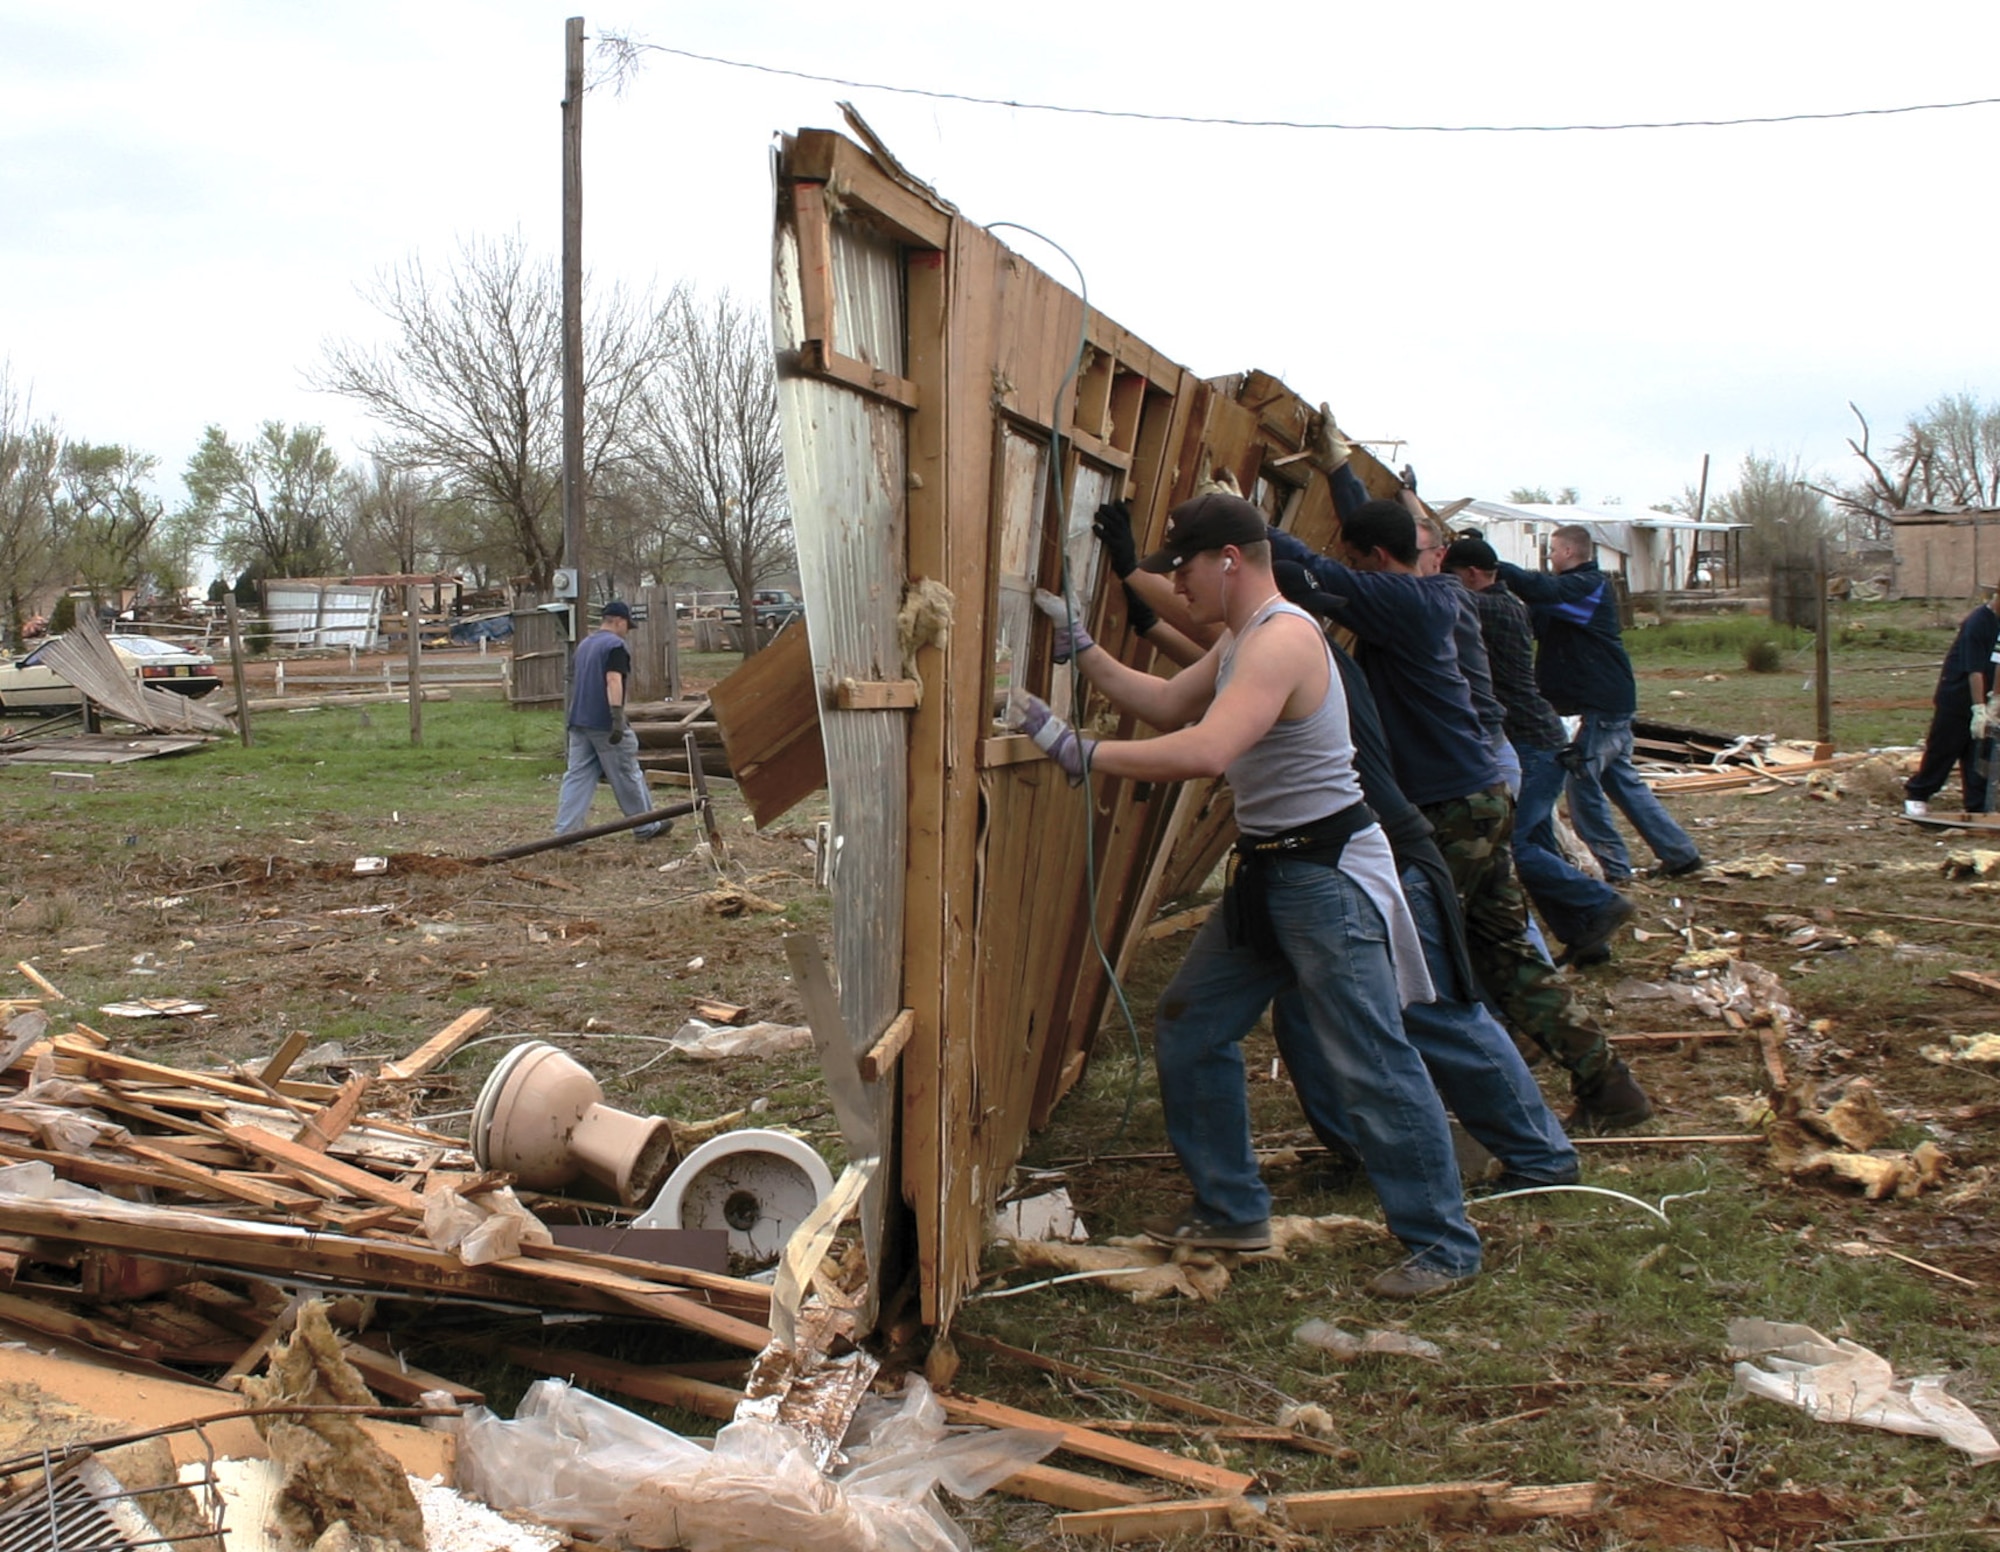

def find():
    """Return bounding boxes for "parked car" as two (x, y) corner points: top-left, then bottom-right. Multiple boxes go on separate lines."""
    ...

(0, 634), (223, 712)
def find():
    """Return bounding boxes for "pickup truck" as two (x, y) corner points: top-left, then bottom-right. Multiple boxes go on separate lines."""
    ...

(749, 590), (803, 629)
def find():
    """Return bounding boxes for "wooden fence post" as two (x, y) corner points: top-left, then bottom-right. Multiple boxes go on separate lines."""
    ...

(224, 596), (253, 747)
(405, 585), (423, 746)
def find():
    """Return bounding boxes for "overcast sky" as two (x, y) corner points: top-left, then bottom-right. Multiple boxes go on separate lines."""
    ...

(5, 0), (1998, 519)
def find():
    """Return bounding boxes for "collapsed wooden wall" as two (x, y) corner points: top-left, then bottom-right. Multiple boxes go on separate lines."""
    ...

(772, 129), (1405, 1329)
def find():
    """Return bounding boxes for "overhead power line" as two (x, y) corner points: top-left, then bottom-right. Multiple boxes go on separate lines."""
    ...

(616, 41), (2000, 134)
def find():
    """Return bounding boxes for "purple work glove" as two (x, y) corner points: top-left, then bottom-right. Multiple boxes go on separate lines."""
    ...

(1007, 690), (1093, 785)
(1034, 588), (1094, 664)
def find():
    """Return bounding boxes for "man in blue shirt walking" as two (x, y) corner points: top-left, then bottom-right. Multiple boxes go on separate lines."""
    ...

(554, 600), (669, 842)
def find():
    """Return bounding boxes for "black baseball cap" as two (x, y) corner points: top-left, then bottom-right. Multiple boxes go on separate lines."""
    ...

(600, 600), (633, 622)
(1441, 536), (1499, 572)
(1137, 491), (1271, 574)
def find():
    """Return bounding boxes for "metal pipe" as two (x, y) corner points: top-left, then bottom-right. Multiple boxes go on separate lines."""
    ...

(481, 800), (701, 862)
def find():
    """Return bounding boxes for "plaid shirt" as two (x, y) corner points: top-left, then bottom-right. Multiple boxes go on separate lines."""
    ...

(1470, 586), (1567, 750)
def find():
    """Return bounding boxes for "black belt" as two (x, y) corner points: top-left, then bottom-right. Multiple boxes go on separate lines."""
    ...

(1224, 802), (1377, 955)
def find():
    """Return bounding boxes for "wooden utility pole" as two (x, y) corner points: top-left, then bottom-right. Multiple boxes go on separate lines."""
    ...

(1814, 537), (1833, 753)
(560, 16), (587, 695)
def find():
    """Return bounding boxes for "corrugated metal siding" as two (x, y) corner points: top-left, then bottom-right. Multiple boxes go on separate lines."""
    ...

(771, 213), (907, 1305)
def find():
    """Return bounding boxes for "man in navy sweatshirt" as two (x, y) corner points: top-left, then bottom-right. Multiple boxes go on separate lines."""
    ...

(1495, 526), (1701, 884)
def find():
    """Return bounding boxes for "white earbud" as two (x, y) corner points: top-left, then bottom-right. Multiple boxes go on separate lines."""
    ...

(1223, 558), (1236, 573)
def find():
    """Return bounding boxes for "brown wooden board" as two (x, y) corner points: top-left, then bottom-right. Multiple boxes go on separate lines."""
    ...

(707, 618), (827, 828)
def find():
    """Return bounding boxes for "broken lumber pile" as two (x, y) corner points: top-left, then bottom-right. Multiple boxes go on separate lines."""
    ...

(0, 1013), (775, 1383)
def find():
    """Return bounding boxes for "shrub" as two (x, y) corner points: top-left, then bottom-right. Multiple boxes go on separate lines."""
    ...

(1743, 637), (1785, 673)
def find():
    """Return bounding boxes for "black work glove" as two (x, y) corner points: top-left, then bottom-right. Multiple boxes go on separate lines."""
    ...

(1399, 464), (1419, 494)
(610, 707), (629, 741)
(1092, 499), (1139, 578)
(1121, 579), (1158, 636)
(1273, 559), (1344, 621)
(1557, 741), (1588, 777)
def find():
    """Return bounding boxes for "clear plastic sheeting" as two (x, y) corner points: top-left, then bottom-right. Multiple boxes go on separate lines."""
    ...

(452, 1377), (1059, 1552)
(1728, 1318), (2000, 1463)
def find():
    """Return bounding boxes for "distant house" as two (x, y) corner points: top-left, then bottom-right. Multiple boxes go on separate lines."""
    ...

(1445, 501), (1746, 597)
(1887, 508), (2000, 600)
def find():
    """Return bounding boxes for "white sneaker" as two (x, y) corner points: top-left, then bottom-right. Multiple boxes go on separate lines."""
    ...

(1904, 799), (1930, 817)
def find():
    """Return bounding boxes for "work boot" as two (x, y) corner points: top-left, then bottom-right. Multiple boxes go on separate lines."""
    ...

(1365, 1261), (1477, 1299)
(1141, 1208), (1271, 1253)
(1657, 854), (1705, 879)
(1568, 1058), (1653, 1133)
(1557, 895), (1634, 967)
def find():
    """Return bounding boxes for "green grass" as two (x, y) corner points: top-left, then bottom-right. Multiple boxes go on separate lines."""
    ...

(1628, 617), (1815, 659)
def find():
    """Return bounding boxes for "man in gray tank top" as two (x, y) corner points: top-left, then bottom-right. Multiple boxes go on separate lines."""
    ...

(1008, 491), (1481, 1298)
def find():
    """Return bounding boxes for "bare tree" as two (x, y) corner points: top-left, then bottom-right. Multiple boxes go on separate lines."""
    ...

(0, 369), (63, 644)
(316, 233), (678, 588)
(182, 422), (343, 580)
(340, 458), (444, 576)
(1809, 396), (2000, 546)
(628, 288), (791, 653)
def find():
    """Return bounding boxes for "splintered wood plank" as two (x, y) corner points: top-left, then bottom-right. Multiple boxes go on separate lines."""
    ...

(1950, 969), (2000, 999)
(219, 1124), (426, 1213)
(997, 1466), (1158, 1512)
(900, 227), (954, 1330)
(52, 1037), (341, 1103)
(792, 179), (836, 350)
(79, 1249), (196, 1301)
(833, 678), (921, 710)
(379, 1008), (492, 1081)
(708, 619), (826, 828)
(0, 1287), (165, 1362)
(114, 1141), (313, 1210)
(0, 1137), (218, 1196)
(293, 1075), (373, 1152)
(859, 1008), (915, 1083)
(940, 1392), (1254, 1498)
(258, 1031), (311, 1085)
(343, 1334), (484, 1404)
(787, 130), (951, 249)
(15, 961), (66, 1000)
(0, 1197), (656, 1317)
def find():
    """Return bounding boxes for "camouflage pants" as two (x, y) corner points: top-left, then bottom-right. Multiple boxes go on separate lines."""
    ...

(1419, 785), (1613, 1091)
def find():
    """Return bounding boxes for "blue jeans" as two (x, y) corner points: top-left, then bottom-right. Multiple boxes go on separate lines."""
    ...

(1155, 856), (1481, 1276)
(1563, 713), (1700, 881)
(1394, 866), (1578, 1181)
(554, 726), (660, 834)
(1514, 740), (1628, 943)
(1281, 863), (1578, 1184)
